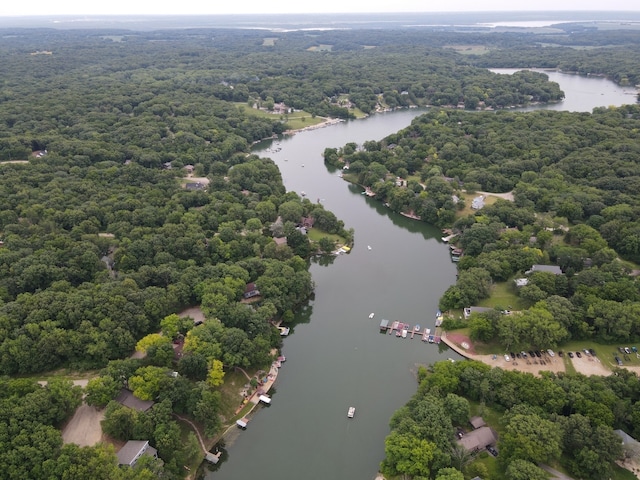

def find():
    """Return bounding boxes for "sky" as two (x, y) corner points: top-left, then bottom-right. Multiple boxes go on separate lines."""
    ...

(0, 0), (638, 16)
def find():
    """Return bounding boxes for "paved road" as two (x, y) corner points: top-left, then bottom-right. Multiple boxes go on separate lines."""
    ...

(540, 464), (575, 480)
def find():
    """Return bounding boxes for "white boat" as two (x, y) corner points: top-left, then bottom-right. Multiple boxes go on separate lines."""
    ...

(367, 245), (372, 250)
(278, 326), (290, 336)
(347, 407), (355, 418)
(401, 329), (408, 338)
(368, 312), (375, 319)
(259, 395), (272, 404)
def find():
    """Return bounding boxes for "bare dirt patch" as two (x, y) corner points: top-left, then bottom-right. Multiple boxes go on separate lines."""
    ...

(62, 404), (105, 447)
(570, 356), (612, 376)
(179, 306), (205, 323)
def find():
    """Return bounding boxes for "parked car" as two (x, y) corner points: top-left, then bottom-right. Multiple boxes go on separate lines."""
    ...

(547, 349), (555, 357)
(576, 351), (582, 358)
(632, 346), (638, 353)
(504, 354), (511, 362)
(535, 351), (541, 358)
(528, 350), (535, 358)
(558, 351), (564, 357)
(618, 347), (625, 353)
(521, 351), (527, 358)
(615, 356), (623, 366)
(510, 352), (516, 360)
(568, 352), (574, 358)
(624, 347), (631, 354)
(589, 348), (596, 356)
(486, 445), (498, 457)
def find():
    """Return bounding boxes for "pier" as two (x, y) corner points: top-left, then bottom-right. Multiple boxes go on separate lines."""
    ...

(379, 322), (441, 344)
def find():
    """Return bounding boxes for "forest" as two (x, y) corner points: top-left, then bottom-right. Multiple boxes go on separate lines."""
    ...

(381, 359), (636, 480)
(1, 19), (640, 479)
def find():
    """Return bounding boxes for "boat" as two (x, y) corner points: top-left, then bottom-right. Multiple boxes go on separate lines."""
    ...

(367, 245), (372, 250)
(428, 335), (435, 343)
(278, 326), (290, 336)
(401, 328), (408, 338)
(301, 191), (306, 196)
(259, 394), (272, 404)
(236, 418), (248, 429)
(422, 327), (431, 341)
(369, 312), (375, 319)
(347, 407), (355, 418)
(435, 311), (444, 326)
(391, 320), (400, 330)
(414, 324), (421, 332)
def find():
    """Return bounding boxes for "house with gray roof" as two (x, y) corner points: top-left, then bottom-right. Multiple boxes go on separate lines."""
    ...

(525, 264), (563, 275)
(117, 440), (157, 467)
(457, 426), (498, 453)
(116, 389), (154, 412)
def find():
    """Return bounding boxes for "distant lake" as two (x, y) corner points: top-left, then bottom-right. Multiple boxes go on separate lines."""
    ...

(490, 68), (639, 112)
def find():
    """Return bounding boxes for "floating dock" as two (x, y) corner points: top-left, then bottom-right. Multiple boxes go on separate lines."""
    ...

(380, 323), (441, 344)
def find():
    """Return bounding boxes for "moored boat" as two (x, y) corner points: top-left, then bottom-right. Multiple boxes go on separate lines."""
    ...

(347, 406), (356, 418)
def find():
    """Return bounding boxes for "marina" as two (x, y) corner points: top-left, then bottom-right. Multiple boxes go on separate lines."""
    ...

(379, 318), (441, 344)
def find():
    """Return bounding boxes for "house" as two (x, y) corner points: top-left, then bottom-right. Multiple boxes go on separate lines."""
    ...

(469, 416), (486, 429)
(471, 195), (485, 210)
(243, 282), (260, 299)
(115, 389), (154, 412)
(614, 429), (640, 453)
(117, 440), (157, 467)
(185, 182), (205, 191)
(273, 237), (287, 246)
(514, 278), (529, 287)
(183, 164), (194, 174)
(457, 426), (498, 453)
(463, 307), (494, 319)
(525, 264), (563, 275)
(300, 216), (315, 229)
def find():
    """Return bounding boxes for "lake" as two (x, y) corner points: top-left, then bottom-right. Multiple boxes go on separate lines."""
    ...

(206, 71), (638, 480)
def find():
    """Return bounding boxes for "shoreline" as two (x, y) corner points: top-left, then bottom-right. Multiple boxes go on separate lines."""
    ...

(441, 331), (617, 377)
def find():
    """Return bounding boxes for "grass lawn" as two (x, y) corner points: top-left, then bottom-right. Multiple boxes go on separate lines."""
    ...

(477, 282), (526, 311)
(234, 103), (325, 130)
(217, 369), (251, 420)
(444, 45), (492, 55)
(455, 192), (501, 218)
(307, 228), (345, 246)
(612, 463), (638, 480)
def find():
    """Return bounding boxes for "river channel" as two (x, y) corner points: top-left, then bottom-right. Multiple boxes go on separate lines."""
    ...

(207, 72), (638, 480)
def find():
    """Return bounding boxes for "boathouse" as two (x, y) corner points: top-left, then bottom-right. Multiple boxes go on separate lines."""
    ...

(379, 319), (389, 331)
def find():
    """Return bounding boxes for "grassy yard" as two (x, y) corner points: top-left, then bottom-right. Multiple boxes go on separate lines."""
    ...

(477, 282), (526, 311)
(307, 228), (345, 246)
(444, 45), (492, 55)
(234, 103), (325, 130)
